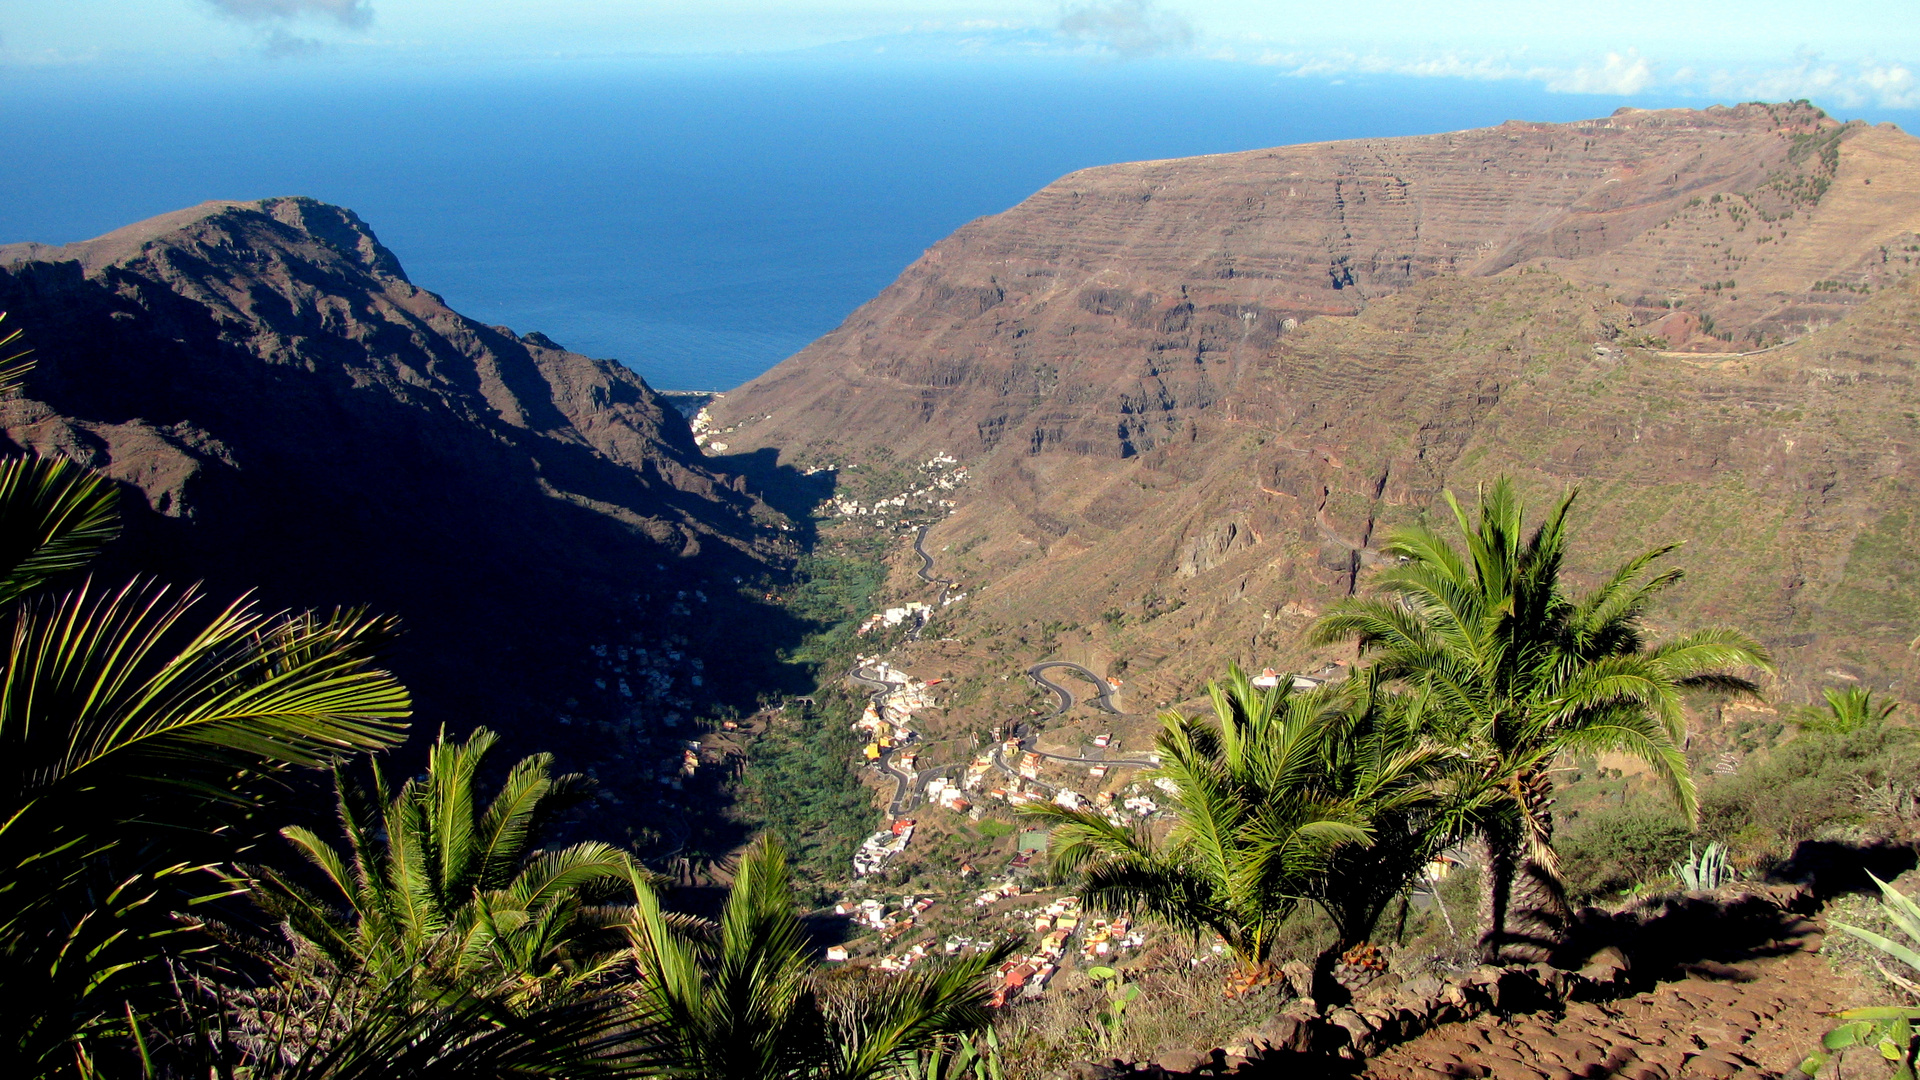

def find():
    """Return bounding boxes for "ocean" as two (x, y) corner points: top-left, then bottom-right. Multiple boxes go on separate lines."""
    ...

(3, 57), (1915, 392)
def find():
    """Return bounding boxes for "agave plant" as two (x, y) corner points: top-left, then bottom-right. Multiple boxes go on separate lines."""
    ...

(1670, 842), (1735, 892)
(1801, 873), (1920, 1078)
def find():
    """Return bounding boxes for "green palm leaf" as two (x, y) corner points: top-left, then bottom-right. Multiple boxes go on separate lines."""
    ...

(0, 580), (410, 1072)
(0, 455), (120, 607)
(248, 727), (629, 1015)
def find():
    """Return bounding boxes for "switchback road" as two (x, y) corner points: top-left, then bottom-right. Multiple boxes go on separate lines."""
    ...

(851, 664), (920, 818)
(1027, 661), (1121, 716)
(909, 525), (955, 639)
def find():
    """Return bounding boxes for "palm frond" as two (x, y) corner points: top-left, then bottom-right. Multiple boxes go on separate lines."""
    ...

(0, 315), (32, 396)
(819, 944), (1012, 1080)
(0, 455), (121, 607)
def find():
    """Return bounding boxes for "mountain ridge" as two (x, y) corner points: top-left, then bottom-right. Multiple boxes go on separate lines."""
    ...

(709, 102), (1920, 724)
(0, 196), (806, 843)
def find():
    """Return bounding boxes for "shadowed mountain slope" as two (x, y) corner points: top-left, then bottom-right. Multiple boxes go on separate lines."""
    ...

(0, 198), (803, 817)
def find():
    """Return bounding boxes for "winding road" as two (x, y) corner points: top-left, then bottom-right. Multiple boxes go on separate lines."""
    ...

(851, 663), (921, 818)
(1026, 661), (1122, 715)
(909, 525), (956, 639)
(854, 533), (1160, 819)
(975, 662), (1158, 787)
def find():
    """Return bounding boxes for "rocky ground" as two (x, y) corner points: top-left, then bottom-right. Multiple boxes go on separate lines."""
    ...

(1061, 879), (1904, 1080)
(1361, 925), (1866, 1080)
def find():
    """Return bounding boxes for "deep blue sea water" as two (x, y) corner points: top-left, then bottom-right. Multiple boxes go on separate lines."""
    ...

(3, 58), (1915, 391)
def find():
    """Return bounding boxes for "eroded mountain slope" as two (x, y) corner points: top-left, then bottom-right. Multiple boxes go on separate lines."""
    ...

(710, 103), (1920, 714)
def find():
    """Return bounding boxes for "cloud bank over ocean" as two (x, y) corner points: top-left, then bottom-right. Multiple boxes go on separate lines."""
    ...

(1206, 45), (1915, 110)
(5, 0), (1916, 113)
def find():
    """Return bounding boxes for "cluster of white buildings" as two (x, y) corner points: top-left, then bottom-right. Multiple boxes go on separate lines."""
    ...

(833, 893), (934, 936)
(985, 896), (1082, 1006)
(688, 405), (750, 453)
(922, 776), (972, 813)
(818, 454), (969, 531)
(851, 662), (937, 760)
(1078, 916), (1144, 961)
(855, 602), (932, 636)
(852, 819), (915, 877)
(572, 632), (702, 732)
(973, 878), (1025, 908)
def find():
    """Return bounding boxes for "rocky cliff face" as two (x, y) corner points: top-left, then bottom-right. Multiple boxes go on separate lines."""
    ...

(718, 103), (1920, 464)
(0, 198), (801, 826)
(712, 104), (1920, 711)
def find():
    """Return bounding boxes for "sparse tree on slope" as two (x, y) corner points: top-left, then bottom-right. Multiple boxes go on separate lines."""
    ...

(1313, 477), (1770, 962)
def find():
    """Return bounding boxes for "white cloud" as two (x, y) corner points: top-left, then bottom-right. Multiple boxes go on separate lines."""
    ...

(1545, 50), (1655, 95)
(1698, 54), (1920, 109)
(1860, 63), (1919, 109)
(1214, 41), (1919, 110)
(198, 0), (371, 57)
(203, 0), (371, 28)
(1057, 0), (1194, 58)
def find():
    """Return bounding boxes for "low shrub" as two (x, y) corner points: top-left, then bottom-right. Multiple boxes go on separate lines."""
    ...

(1696, 720), (1920, 865)
(1557, 804), (1693, 901)
(995, 965), (1284, 1076)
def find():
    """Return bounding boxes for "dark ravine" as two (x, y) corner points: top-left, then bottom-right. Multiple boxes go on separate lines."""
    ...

(0, 197), (810, 844)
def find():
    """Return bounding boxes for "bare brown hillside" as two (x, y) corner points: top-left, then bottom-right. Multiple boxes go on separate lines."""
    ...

(709, 103), (1920, 724)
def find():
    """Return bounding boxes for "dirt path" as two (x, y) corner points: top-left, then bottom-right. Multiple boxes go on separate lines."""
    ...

(1361, 920), (1875, 1080)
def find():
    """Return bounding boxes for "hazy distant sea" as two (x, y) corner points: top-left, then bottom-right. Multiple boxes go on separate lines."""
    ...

(4, 58), (1915, 391)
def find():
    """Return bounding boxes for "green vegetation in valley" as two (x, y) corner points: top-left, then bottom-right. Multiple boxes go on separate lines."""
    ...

(733, 546), (889, 881)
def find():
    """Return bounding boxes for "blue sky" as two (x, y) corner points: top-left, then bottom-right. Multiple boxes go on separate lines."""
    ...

(5, 1), (1916, 109)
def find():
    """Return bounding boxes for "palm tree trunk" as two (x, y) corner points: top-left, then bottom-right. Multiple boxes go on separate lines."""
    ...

(1505, 767), (1571, 963)
(1475, 827), (1517, 963)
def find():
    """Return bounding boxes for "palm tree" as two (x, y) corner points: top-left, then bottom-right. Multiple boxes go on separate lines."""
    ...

(1796, 686), (1898, 734)
(1022, 669), (1373, 986)
(625, 834), (1010, 1079)
(0, 325), (414, 1074)
(1306, 675), (1489, 966)
(1313, 477), (1771, 962)
(249, 727), (636, 1004)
